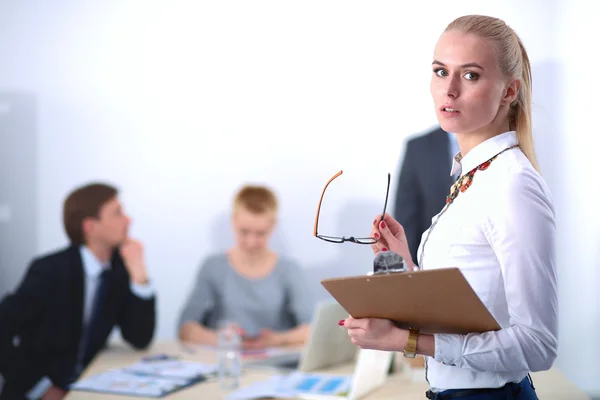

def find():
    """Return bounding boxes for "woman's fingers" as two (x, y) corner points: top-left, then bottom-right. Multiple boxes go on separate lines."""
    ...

(377, 219), (398, 246)
(370, 225), (389, 253)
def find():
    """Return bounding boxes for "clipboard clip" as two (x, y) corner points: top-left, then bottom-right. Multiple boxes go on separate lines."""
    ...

(371, 251), (407, 275)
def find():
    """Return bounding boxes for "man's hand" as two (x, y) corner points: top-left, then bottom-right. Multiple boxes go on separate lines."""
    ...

(242, 329), (284, 350)
(119, 238), (148, 284)
(42, 386), (67, 400)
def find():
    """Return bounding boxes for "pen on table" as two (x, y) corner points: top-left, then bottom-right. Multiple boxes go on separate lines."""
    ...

(142, 353), (177, 362)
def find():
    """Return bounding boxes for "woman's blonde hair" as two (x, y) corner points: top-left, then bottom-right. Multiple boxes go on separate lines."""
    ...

(445, 15), (539, 172)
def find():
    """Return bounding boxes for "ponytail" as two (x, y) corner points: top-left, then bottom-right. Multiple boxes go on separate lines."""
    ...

(511, 36), (539, 172)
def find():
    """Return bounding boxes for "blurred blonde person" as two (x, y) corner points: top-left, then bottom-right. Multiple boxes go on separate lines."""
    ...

(178, 185), (314, 349)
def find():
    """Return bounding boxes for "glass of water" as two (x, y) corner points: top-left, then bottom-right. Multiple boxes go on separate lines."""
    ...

(217, 320), (242, 390)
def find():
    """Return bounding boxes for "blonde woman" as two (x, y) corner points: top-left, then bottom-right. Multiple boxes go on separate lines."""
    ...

(341, 15), (556, 400)
(178, 185), (314, 350)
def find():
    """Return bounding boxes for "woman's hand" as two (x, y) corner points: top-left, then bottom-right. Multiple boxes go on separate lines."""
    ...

(340, 317), (407, 352)
(370, 213), (416, 269)
(242, 329), (284, 350)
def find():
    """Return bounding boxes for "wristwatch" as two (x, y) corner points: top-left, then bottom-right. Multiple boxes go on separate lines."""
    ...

(403, 327), (419, 358)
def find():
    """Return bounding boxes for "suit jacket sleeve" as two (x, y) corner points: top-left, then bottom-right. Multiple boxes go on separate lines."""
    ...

(0, 259), (54, 394)
(117, 269), (156, 350)
(393, 141), (421, 265)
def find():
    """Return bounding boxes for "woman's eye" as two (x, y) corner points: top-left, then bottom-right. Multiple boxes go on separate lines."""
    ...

(434, 68), (448, 77)
(464, 72), (479, 80)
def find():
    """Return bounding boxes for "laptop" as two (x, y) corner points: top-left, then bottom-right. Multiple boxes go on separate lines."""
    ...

(227, 348), (393, 400)
(243, 300), (358, 372)
(291, 348), (394, 399)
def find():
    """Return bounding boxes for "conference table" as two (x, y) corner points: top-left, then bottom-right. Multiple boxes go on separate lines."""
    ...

(65, 340), (590, 400)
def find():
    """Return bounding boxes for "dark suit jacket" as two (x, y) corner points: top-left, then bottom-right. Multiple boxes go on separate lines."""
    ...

(0, 245), (155, 399)
(393, 127), (455, 266)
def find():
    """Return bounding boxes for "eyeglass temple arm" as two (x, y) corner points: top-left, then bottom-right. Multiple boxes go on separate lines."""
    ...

(380, 173), (391, 222)
(314, 170), (343, 236)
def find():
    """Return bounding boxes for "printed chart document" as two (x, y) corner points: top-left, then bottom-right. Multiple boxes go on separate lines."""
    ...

(226, 372), (352, 400)
(280, 372), (352, 397)
(70, 358), (217, 397)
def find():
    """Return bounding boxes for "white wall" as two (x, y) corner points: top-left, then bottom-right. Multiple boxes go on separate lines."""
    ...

(555, 0), (600, 396)
(0, 93), (38, 297)
(0, 0), (597, 395)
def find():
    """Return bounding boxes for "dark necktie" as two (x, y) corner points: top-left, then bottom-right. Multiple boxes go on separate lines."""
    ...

(81, 268), (111, 367)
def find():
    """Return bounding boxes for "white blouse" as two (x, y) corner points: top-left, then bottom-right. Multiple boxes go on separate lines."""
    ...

(417, 131), (558, 392)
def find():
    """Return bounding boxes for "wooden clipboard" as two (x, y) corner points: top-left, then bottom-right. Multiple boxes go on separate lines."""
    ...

(320, 268), (501, 334)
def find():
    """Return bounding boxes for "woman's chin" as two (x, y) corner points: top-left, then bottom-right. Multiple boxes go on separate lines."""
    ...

(439, 120), (467, 134)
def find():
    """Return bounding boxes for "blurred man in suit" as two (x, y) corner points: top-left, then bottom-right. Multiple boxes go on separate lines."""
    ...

(393, 126), (459, 266)
(0, 183), (156, 400)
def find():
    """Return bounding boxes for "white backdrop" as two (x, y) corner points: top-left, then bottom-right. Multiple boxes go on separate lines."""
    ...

(0, 0), (598, 395)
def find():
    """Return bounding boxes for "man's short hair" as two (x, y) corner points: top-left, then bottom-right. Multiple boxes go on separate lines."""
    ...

(63, 183), (118, 245)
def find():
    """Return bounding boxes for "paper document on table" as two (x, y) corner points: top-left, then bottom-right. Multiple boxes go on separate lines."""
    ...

(226, 376), (296, 400)
(124, 359), (217, 379)
(69, 368), (202, 398)
(226, 372), (352, 400)
(69, 359), (213, 397)
(240, 347), (298, 360)
(279, 371), (352, 396)
(192, 344), (295, 358)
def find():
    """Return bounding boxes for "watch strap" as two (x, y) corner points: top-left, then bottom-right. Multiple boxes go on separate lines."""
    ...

(403, 327), (419, 358)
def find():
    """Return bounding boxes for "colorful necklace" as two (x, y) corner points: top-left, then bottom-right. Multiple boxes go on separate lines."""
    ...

(418, 143), (520, 269)
(446, 144), (520, 205)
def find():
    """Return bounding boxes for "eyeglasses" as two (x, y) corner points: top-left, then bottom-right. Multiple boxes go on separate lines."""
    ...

(313, 170), (391, 244)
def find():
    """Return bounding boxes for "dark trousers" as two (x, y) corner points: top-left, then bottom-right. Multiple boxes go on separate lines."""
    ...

(426, 376), (538, 400)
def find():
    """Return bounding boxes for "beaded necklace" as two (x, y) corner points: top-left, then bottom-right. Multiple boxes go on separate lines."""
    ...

(418, 143), (520, 268)
(445, 144), (520, 206)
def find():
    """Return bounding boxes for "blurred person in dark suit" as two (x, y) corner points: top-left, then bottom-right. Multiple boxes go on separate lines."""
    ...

(0, 183), (156, 400)
(392, 126), (459, 266)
